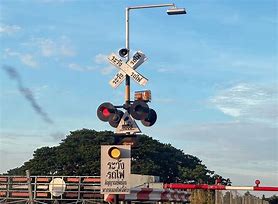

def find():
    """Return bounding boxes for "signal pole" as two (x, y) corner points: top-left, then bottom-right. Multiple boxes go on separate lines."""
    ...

(99, 4), (186, 204)
(125, 7), (130, 105)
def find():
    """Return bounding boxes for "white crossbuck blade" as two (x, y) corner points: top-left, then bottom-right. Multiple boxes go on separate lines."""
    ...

(108, 52), (148, 87)
(109, 51), (147, 88)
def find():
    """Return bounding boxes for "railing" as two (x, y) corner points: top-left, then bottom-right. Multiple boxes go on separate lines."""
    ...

(0, 176), (103, 203)
(0, 175), (191, 204)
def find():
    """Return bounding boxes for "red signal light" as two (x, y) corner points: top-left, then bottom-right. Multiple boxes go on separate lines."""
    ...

(255, 180), (260, 186)
(97, 102), (116, 122)
(102, 107), (111, 117)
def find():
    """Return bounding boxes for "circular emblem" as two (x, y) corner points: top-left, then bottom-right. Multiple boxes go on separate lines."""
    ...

(49, 178), (66, 197)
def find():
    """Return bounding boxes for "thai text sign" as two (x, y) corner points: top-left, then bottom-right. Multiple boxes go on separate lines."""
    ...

(109, 51), (147, 88)
(107, 53), (148, 86)
(101, 145), (131, 194)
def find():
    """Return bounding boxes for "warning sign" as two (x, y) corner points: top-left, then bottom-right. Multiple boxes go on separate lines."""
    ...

(101, 145), (131, 194)
(115, 111), (141, 134)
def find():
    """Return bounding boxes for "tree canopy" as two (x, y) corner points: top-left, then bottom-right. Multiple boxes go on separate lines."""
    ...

(7, 129), (228, 184)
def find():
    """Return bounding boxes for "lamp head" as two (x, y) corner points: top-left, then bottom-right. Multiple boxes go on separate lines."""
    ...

(167, 8), (186, 15)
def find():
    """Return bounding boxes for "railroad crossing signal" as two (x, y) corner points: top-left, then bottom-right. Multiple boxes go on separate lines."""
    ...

(97, 99), (157, 133)
(97, 102), (141, 134)
(108, 51), (148, 88)
(97, 50), (157, 134)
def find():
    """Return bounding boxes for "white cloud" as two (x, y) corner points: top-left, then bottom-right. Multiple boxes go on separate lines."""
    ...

(217, 107), (241, 117)
(3, 48), (38, 68)
(68, 53), (115, 73)
(24, 36), (76, 58)
(0, 24), (21, 35)
(100, 65), (115, 75)
(68, 53), (113, 73)
(95, 54), (108, 64)
(3, 48), (19, 57)
(210, 83), (278, 124)
(93, 53), (116, 75)
(20, 54), (38, 68)
(39, 38), (56, 57)
(156, 82), (278, 185)
(60, 44), (75, 56)
(3, 36), (75, 67)
(68, 63), (95, 72)
(38, 37), (75, 57)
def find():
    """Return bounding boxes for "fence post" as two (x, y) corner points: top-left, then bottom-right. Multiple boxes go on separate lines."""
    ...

(26, 170), (34, 204)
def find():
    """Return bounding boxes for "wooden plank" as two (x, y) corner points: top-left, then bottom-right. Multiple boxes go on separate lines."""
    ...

(0, 191), (7, 197)
(83, 185), (101, 190)
(82, 193), (103, 198)
(0, 177), (8, 182)
(66, 177), (80, 183)
(83, 177), (100, 183)
(36, 177), (51, 182)
(0, 185), (7, 189)
(12, 184), (28, 189)
(66, 185), (79, 190)
(36, 192), (49, 197)
(12, 177), (28, 182)
(65, 192), (78, 198)
(11, 192), (29, 197)
(37, 185), (48, 190)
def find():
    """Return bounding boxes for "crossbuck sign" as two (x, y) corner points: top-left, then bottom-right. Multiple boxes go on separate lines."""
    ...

(108, 51), (148, 88)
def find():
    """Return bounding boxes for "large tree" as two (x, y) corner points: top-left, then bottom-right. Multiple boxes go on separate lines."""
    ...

(7, 129), (226, 184)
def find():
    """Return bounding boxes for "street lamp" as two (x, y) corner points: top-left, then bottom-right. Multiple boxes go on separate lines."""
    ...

(124, 3), (186, 104)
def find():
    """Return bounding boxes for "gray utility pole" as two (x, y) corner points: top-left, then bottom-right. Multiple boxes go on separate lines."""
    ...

(124, 3), (186, 105)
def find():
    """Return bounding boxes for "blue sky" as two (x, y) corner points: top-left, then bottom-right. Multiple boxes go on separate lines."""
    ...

(0, 0), (277, 193)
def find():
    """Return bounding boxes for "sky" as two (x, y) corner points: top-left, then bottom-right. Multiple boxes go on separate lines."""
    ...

(0, 0), (277, 195)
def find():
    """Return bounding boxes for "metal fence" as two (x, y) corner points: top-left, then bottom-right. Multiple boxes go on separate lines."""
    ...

(215, 190), (268, 204)
(189, 189), (269, 204)
(0, 175), (105, 204)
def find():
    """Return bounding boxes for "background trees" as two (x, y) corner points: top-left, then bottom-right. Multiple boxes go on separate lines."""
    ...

(7, 129), (227, 184)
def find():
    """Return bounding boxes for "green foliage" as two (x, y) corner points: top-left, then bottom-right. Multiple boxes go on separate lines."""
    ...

(7, 129), (225, 184)
(8, 129), (114, 176)
(265, 195), (278, 204)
